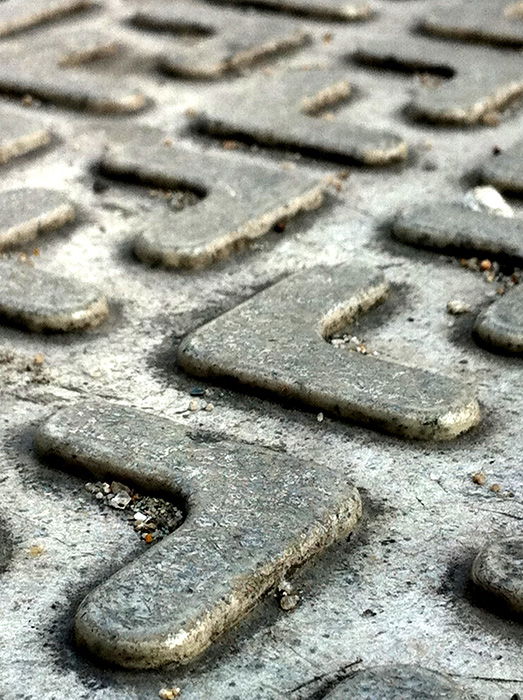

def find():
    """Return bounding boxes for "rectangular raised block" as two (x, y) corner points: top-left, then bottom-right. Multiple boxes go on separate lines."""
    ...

(482, 139), (523, 193)
(0, 29), (147, 113)
(178, 263), (480, 440)
(325, 666), (474, 699)
(474, 284), (523, 354)
(0, 108), (51, 165)
(393, 202), (523, 263)
(353, 37), (523, 125)
(132, 0), (309, 79)
(0, 259), (108, 332)
(196, 68), (407, 164)
(0, 0), (93, 37)
(421, 0), (523, 47)
(35, 401), (362, 668)
(0, 188), (75, 251)
(207, 0), (373, 21)
(100, 125), (329, 268)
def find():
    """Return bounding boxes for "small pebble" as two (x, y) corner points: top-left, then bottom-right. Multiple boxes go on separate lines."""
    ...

(447, 300), (471, 315)
(110, 492), (132, 509)
(277, 579), (300, 610)
(204, 403), (214, 412)
(490, 483), (502, 493)
(280, 592), (300, 611)
(278, 579), (293, 595)
(222, 140), (240, 151)
(159, 688), (181, 699)
(28, 544), (44, 557)
(472, 472), (487, 485)
(188, 399), (199, 411)
(111, 481), (131, 495)
(460, 257), (480, 272)
(462, 186), (514, 218)
(317, 412), (324, 422)
(85, 478), (183, 543)
(189, 387), (205, 397)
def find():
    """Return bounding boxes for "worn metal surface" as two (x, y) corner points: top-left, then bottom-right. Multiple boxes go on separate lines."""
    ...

(323, 665), (478, 699)
(35, 400), (362, 669)
(197, 68), (408, 164)
(132, 0), (310, 80)
(0, 0), (522, 698)
(178, 263), (480, 440)
(101, 125), (328, 268)
(0, 188), (75, 251)
(0, 108), (51, 164)
(392, 203), (523, 262)
(474, 285), (523, 355)
(471, 537), (523, 616)
(0, 259), (109, 332)
(482, 139), (523, 193)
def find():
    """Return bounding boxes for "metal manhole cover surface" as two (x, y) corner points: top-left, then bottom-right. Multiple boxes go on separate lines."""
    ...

(0, 1), (521, 699)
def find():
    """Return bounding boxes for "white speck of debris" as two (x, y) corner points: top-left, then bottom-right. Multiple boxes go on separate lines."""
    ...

(317, 412), (324, 422)
(188, 399), (199, 411)
(447, 299), (471, 315)
(278, 579), (293, 595)
(332, 335), (369, 354)
(277, 580), (300, 611)
(462, 186), (513, 218)
(110, 492), (132, 509)
(280, 592), (300, 611)
(111, 481), (131, 495)
(134, 512), (147, 522)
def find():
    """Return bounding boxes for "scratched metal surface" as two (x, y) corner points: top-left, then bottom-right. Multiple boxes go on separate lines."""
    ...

(0, 1), (522, 698)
